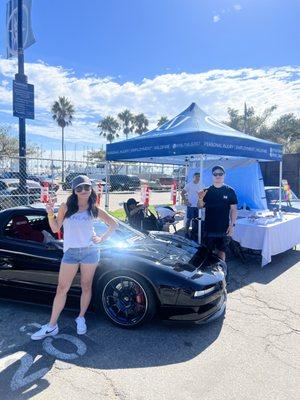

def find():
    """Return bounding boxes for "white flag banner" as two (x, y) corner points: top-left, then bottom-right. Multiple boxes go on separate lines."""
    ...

(6, 0), (36, 59)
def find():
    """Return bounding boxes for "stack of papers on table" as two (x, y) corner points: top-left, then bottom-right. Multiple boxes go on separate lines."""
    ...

(252, 217), (280, 225)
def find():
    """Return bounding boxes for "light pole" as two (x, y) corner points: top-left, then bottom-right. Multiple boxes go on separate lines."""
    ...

(16, 0), (27, 202)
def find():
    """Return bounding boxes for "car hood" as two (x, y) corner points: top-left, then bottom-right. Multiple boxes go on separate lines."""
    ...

(101, 235), (194, 263)
(113, 236), (225, 283)
(101, 231), (223, 276)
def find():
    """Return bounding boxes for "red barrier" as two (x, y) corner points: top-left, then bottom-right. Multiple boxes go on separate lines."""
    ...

(96, 182), (103, 205)
(171, 181), (177, 205)
(40, 182), (49, 203)
(143, 185), (150, 206)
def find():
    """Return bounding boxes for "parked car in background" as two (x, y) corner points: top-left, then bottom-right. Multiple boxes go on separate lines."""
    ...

(0, 179), (41, 210)
(0, 173), (59, 192)
(104, 175), (141, 191)
(148, 179), (166, 191)
(148, 177), (178, 191)
(27, 175), (59, 192)
(0, 172), (20, 179)
(265, 186), (300, 213)
(0, 181), (14, 210)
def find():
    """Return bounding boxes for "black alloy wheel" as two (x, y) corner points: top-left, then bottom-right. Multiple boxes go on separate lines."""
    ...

(98, 272), (157, 328)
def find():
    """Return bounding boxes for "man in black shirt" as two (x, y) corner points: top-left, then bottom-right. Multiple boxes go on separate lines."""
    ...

(198, 165), (237, 261)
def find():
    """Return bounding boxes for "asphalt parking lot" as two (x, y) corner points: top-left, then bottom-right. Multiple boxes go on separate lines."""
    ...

(0, 248), (299, 400)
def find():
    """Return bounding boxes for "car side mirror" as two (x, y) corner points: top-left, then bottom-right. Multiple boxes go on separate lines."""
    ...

(45, 242), (62, 251)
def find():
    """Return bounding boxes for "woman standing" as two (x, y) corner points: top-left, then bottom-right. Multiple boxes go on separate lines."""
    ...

(31, 175), (118, 340)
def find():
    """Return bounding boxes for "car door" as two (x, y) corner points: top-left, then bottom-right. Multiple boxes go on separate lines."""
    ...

(0, 212), (81, 291)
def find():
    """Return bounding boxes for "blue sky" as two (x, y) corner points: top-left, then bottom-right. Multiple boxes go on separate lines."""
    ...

(0, 0), (299, 159)
(1, 0), (298, 81)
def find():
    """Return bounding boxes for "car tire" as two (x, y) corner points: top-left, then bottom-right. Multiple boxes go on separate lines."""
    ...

(97, 271), (157, 328)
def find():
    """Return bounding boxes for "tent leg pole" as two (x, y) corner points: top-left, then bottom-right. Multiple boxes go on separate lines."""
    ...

(182, 158), (188, 205)
(279, 161), (282, 216)
(198, 155), (204, 245)
(105, 161), (110, 211)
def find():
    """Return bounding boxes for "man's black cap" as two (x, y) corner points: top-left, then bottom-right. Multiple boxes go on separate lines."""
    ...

(127, 198), (139, 207)
(212, 165), (225, 174)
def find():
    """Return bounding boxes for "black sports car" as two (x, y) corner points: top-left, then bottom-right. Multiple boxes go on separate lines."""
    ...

(0, 206), (227, 328)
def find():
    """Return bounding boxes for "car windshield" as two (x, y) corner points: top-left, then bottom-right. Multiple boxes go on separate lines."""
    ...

(266, 188), (298, 202)
(93, 219), (145, 245)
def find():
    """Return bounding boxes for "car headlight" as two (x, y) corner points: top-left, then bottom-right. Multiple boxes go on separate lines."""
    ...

(193, 286), (216, 297)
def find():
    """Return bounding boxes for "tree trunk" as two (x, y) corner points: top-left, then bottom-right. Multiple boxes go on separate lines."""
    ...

(62, 126), (65, 183)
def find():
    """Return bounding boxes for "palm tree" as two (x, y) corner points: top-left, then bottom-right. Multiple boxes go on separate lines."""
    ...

(98, 116), (120, 144)
(157, 116), (168, 127)
(118, 109), (134, 140)
(134, 113), (149, 135)
(51, 96), (75, 182)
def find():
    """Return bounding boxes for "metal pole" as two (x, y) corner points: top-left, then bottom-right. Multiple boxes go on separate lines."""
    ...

(279, 161), (283, 216)
(105, 161), (110, 211)
(198, 155), (204, 244)
(16, 0), (27, 203)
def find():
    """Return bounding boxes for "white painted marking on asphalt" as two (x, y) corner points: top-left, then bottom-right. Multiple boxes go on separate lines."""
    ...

(10, 353), (50, 392)
(43, 334), (87, 360)
(20, 322), (42, 336)
(0, 351), (50, 391)
(2, 327), (88, 391)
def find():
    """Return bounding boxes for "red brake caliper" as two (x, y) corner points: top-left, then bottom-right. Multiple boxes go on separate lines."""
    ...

(136, 292), (144, 304)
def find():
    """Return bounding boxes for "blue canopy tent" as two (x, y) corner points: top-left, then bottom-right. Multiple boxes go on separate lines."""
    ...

(106, 103), (282, 164)
(106, 103), (283, 242)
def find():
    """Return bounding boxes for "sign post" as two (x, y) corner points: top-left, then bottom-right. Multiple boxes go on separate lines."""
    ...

(16, 0), (27, 201)
(7, 0), (35, 204)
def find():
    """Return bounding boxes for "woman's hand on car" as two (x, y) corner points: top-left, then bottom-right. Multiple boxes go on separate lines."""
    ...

(92, 234), (104, 244)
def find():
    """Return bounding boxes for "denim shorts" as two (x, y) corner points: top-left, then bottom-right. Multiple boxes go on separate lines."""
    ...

(62, 246), (100, 265)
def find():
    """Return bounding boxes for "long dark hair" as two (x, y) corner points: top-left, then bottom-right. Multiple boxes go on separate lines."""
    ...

(64, 188), (99, 219)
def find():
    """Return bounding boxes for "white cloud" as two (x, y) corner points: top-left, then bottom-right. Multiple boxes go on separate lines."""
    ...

(216, 4), (242, 20)
(233, 4), (242, 11)
(0, 59), (299, 147)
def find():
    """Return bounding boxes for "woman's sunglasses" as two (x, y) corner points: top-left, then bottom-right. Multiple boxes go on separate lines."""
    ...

(213, 172), (224, 177)
(75, 184), (92, 193)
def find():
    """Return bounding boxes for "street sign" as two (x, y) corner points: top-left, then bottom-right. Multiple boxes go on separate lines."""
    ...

(13, 80), (34, 119)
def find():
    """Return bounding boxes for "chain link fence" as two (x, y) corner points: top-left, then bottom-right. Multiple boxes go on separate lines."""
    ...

(102, 162), (185, 212)
(0, 157), (185, 213)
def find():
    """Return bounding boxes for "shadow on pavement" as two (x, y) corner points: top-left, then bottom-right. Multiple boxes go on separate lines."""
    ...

(0, 302), (224, 399)
(227, 247), (300, 293)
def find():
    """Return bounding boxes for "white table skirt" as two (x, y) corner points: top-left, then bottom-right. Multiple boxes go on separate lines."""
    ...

(233, 214), (300, 266)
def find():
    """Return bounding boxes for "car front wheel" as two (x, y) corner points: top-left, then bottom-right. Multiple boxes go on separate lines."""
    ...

(97, 271), (157, 328)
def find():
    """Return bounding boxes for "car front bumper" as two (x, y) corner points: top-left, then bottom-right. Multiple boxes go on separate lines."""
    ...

(160, 289), (227, 324)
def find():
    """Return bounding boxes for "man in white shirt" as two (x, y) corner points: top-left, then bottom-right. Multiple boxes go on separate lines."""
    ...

(181, 172), (201, 238)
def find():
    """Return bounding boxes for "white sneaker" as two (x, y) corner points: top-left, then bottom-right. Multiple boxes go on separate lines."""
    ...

(75, 316), (87, 335)
(31, 323), (58, 341)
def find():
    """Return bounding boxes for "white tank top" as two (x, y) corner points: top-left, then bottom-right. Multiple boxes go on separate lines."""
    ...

(63, 210), (96, 252)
